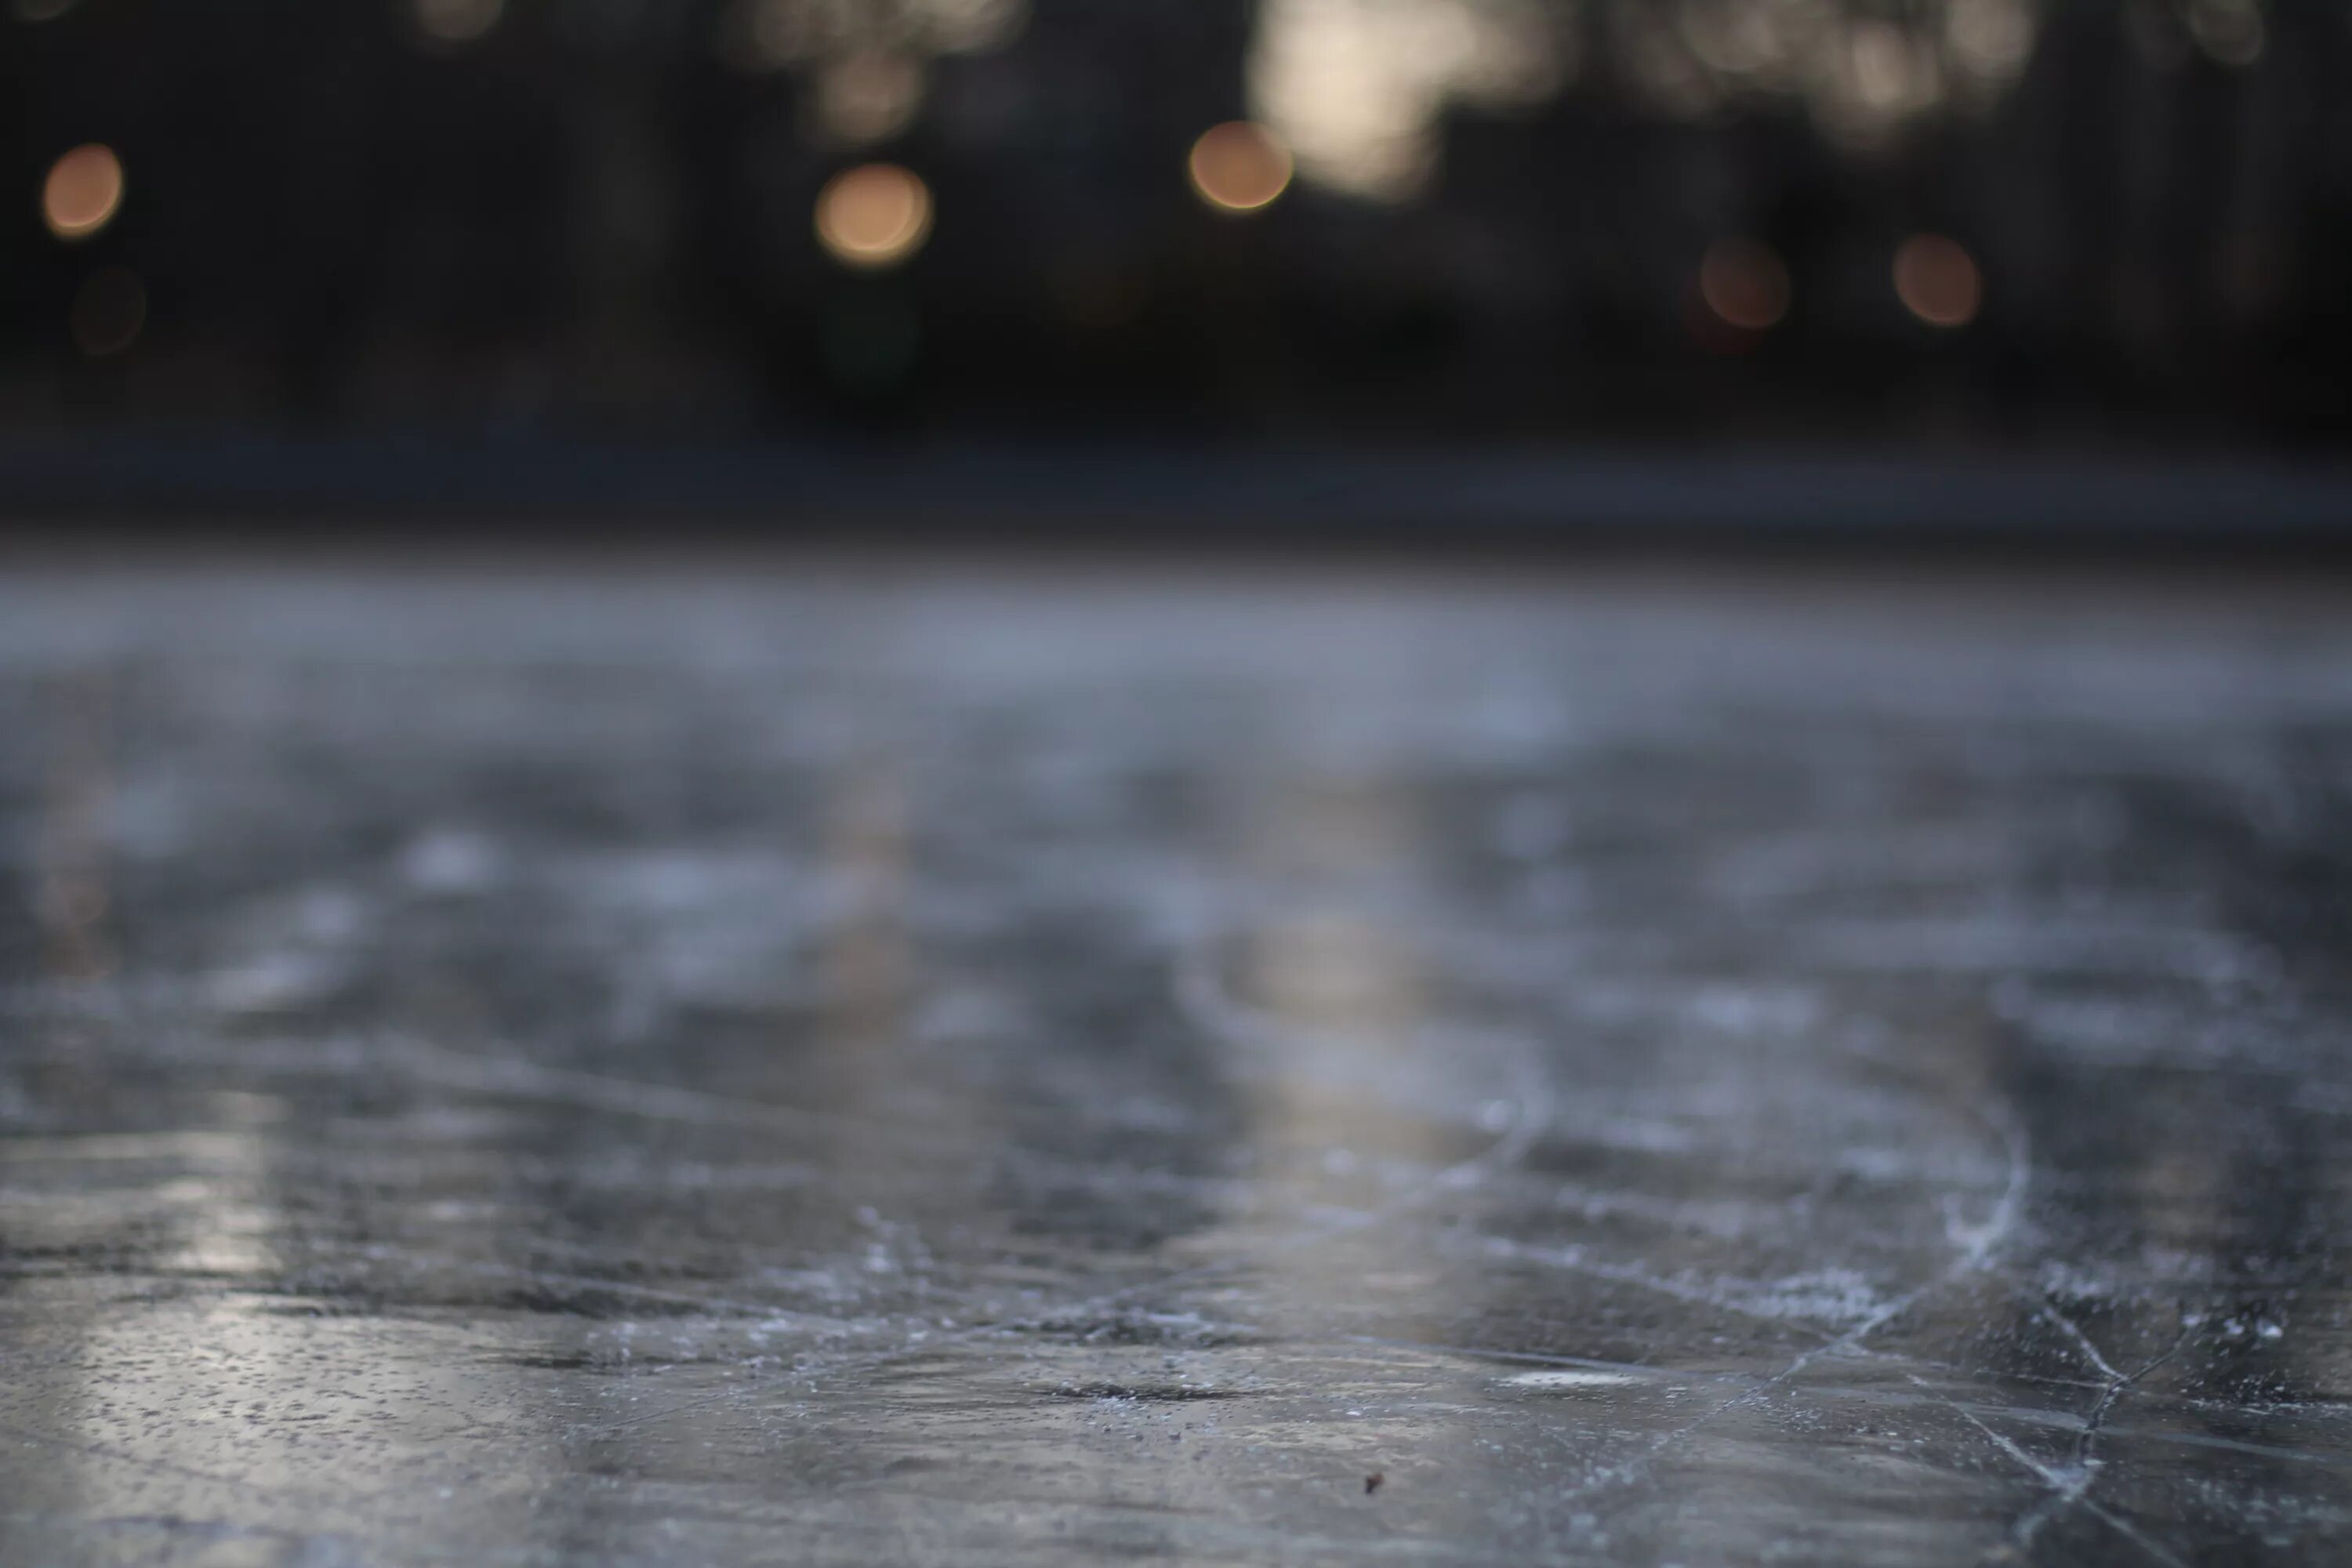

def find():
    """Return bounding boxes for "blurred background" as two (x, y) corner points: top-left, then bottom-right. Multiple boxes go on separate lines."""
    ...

(3, 0), (2350, 523)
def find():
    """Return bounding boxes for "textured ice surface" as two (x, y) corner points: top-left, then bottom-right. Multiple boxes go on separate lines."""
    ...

(1, 559), (2349, 1565)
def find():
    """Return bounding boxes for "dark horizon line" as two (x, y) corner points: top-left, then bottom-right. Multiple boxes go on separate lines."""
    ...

(3, 434), (2349, 554)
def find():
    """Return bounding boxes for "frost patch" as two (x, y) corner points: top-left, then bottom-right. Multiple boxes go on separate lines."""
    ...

(1506, 1369), (1642, 1391)
(1723, 1268), (1886, 1327)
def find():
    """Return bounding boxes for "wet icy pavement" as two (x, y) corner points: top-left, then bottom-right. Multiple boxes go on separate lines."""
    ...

(2, 558), (2350, 1566)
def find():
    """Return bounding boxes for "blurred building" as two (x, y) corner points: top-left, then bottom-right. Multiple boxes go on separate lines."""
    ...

(3, 0), (2346, 449)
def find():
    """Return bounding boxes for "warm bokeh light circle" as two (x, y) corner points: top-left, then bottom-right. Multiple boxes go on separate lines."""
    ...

(815, 164), (934, 270)
(1188, 122), (1293, 214)
(1699, 238), (1791, 332)
(42, 144), (124, 241)
(1894, 234), (1982, 328)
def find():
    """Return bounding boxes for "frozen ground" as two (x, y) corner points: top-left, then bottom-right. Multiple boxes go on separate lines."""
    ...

(1, 555), (2348, 1565)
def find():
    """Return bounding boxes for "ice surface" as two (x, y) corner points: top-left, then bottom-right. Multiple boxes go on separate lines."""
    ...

(1, 559), (2348, 1565)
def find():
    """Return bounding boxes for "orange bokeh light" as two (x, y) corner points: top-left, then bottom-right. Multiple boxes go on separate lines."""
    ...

(1894, 234), (1982, 328)
(815, 164), (934, 270)
(42, 144), (124, 241)
(1188, 122), (1293, 214)
(1699, 238), (1791, 332)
